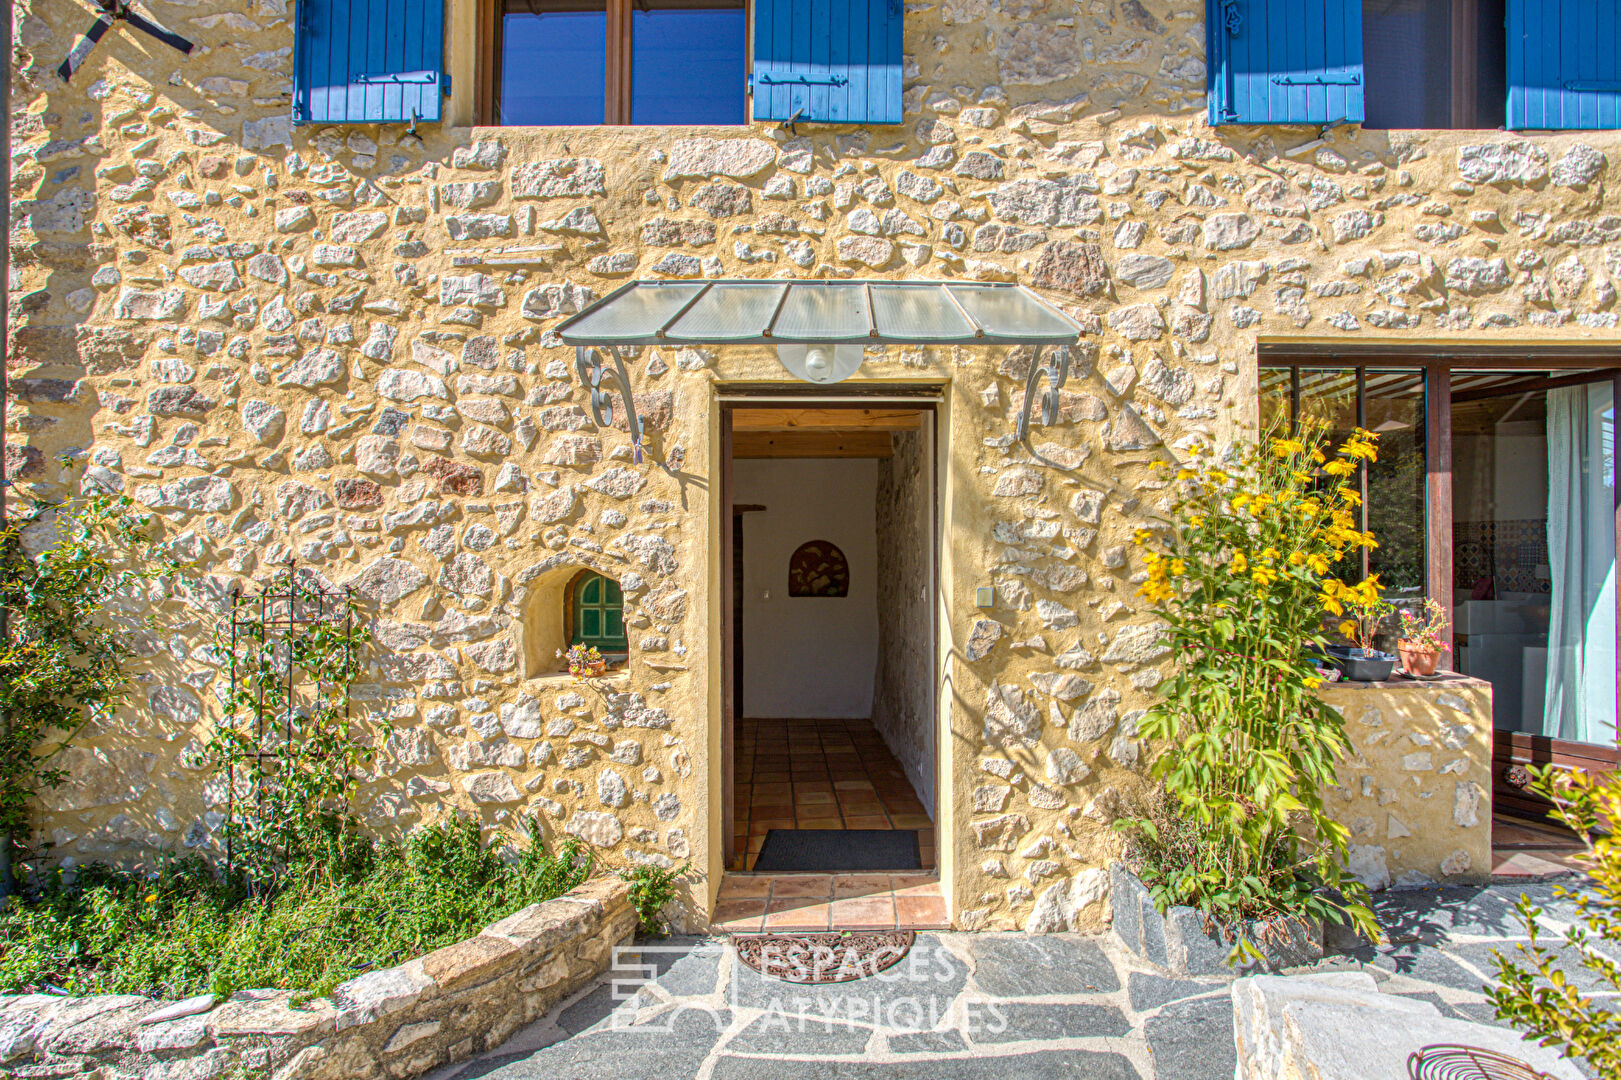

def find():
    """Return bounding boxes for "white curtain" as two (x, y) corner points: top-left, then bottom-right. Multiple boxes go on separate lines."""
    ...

(1543, 383), (1617, 745)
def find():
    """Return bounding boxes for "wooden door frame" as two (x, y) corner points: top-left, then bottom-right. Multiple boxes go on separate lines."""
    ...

(716, 385), (943, 870)
(1263, 353), (1621, 811)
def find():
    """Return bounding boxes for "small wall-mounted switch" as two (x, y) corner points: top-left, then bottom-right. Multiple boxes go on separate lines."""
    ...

(975, 585), (995, 609)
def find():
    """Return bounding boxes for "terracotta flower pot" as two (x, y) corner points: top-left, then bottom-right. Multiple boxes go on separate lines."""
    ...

(1398, 640), (1441, 676)
(571, 659), (608, 678)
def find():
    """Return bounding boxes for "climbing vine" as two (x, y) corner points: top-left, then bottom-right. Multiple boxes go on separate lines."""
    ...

(0, 492), (178, 887)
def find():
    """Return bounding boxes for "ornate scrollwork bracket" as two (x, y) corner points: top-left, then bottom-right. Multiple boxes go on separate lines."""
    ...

(1016, 344), (1071, 443)
(575, 345), (645, 464)
(1220, 0), (1242, 35)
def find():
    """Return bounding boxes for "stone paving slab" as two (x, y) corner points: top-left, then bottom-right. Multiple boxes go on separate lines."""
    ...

(430, 881), (1599, 1080)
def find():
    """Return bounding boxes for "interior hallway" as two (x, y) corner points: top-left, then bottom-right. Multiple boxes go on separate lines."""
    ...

(731, 716), (934, 872)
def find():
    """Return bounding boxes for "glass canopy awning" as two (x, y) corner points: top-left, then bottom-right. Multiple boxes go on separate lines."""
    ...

(555, 279), (1083, 347)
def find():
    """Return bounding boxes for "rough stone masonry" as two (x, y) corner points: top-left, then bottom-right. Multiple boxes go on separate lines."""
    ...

(6, 0), (1616, 931)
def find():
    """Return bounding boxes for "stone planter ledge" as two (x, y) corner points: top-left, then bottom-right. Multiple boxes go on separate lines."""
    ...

(0, 875), (636, 1080)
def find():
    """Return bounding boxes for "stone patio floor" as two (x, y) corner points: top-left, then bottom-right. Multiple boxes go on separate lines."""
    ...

(431, 880), (1603, 1080)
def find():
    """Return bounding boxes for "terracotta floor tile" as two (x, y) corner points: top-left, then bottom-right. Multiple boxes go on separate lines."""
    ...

(895, 893), (950, 928)
(832, 873), (893, 898)
(829, 894), (897, 930)
(890, 875), (941, 895)
(713, 898), (767, 931)
(765, 899), (832, 931)
(842, 815), (891, 829)
(718, 875), (773, 899)
(770, 874), (833, 898)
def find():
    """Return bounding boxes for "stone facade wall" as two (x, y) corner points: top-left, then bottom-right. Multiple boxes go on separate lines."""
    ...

(0, 876), (636, 1080)
(7, 0), (1611, 930)
(1318, 679), (1494, 891)
(872, 428), (935, 812)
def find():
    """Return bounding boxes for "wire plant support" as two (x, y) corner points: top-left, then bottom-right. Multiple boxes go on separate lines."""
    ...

(220, 563), (361, 886)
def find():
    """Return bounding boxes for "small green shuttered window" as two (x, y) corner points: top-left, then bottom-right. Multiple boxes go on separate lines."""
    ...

(752, 0), (904, 125)
(572, 573), (628, 653)
(293, 0), (446, 125)
(1206, 0), (1366, 126)
(1508, 0), (1621, 130)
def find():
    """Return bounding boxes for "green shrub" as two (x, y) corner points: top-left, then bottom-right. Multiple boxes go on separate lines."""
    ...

(1489, 765), (1621, 1076)
(619, 861), (688, 937)
(0, 815), (593, 999)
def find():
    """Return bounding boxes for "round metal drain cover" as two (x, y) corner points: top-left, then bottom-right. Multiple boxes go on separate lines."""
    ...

(733, 930), (915, 984)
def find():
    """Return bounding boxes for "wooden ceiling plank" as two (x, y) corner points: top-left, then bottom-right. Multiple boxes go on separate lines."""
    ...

(731, 430), (895, 458)
(730, 408), (922, 431)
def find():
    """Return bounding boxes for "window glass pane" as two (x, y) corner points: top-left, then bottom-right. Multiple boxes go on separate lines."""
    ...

(1363, 0), (1454, 128)
(1258, 368), (1293, 435)
(630, 0), (745, 125)
(1364, 371), (1426, 599)
(604, 579), (622, 604)
(501, 0), (607, 125)
(582, 609), (602, 637)
(582, 576), (601, 604)
(606, 609), (624, 636)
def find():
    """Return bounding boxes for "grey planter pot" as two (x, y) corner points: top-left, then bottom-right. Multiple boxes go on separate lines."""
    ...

(1108, 864), (1324, 977)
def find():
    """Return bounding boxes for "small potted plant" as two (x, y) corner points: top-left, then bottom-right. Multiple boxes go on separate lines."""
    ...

(1396, 598), (1450, 676)
(560, 644), (608, 678)
(1327, 575), (1397, 682)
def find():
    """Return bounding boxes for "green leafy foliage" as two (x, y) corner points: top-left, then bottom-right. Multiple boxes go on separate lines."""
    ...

(0, 492), (179, 874)
(1117, 426), (1382, 959)
(0, 815), (593, 999)
(619, 861), (688, 937)
(1489, 766), (1621, 1076)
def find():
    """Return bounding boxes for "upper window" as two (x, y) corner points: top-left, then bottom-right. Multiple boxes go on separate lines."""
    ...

(570, 571), (629, 653)
(1207, 0), (1618, 131)
(1363, 0), (1506, 129)
(493, 0), (746, 125)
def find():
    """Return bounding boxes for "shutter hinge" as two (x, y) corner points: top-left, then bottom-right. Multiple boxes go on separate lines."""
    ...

(1271, 72), (1361, 86)
(756, 72), (849, 87)
(355, 69), (439, 85)
(444, 74), (452, 96)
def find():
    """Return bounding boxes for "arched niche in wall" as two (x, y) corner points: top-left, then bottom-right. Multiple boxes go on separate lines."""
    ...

(787, 540), (850, 598)
(517, 561), (631, 677)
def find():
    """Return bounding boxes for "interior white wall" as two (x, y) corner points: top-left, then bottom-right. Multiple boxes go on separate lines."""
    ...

(735, 458), (878, 718)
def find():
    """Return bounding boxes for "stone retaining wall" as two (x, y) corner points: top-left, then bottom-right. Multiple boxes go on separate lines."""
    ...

(0, 876), (635, 1080)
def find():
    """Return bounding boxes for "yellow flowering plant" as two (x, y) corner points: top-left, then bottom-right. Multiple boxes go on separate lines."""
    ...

(1120, 423), (1382, 957)
(1329, 575), (1394, 653)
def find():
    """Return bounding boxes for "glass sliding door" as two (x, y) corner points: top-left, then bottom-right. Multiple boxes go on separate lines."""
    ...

(1451, 372), (1617, 751)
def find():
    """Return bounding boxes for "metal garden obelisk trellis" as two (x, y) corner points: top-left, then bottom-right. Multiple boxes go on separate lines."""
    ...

(221, 564), (359, 881)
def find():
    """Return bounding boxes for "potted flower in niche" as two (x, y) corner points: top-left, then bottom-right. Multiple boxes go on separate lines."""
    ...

(1324, 575), (1396, 682)
(561, 644), (608, 678)
(1396, 597), (1450, 676)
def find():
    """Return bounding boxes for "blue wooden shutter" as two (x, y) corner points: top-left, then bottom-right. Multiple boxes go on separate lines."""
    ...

(1207, 0), (1365, 126)
(293, 0), (445, 125)
(752, 0), (903, 125)
(1508, 0), (1621, 129)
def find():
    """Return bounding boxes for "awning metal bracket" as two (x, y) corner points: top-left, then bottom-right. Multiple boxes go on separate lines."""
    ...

(575, 345), (645, 464)
(1016, 344), (1070, 443)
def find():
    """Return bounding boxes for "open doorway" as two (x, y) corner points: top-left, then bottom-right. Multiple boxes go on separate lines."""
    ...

(721, 399), (937, 874)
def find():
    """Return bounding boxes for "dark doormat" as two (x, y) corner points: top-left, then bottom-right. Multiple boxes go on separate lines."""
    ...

(753, 829), (921, 872)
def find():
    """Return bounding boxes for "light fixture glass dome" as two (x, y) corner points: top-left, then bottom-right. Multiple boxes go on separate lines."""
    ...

(776, 343), (864, 384)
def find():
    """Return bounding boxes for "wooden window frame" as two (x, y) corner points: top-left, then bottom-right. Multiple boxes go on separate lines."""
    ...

(1263, 354), (1621, 798)
(477, 0), (746, 125)
(563, 569), (629, 661)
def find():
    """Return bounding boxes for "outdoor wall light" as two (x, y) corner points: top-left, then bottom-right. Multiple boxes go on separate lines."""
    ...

(776, 343), (864, 384)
